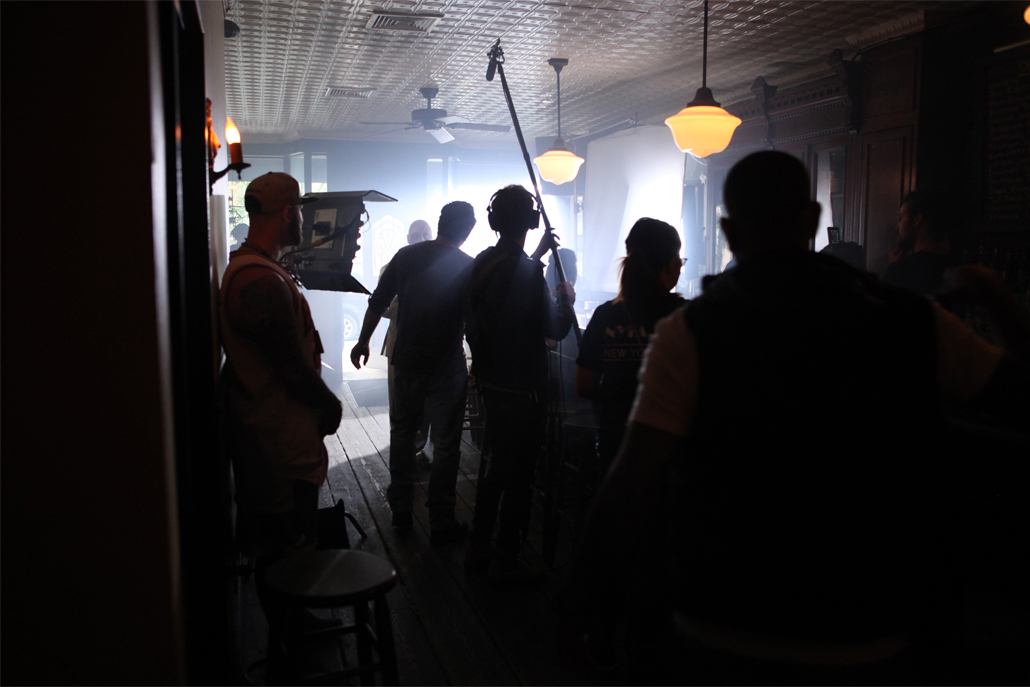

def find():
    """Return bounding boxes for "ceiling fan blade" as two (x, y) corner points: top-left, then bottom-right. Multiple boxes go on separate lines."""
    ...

(444, 122), (511, 132)
(427, 127), (455, 144)
(433, 115), (468, 125)
(359, 121), (417, 126)
(364, 127), (419, 139)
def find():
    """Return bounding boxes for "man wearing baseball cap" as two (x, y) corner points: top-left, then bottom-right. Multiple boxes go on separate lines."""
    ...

(219, 172), (341, 626)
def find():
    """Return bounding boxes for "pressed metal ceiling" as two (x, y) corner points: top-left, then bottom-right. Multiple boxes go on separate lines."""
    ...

(223, 0), (961, 147)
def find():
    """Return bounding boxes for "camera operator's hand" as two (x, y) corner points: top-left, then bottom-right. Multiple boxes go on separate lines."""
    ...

(319, 396), (344, 436)
(556, 280), (576, 305)
(350, 340), (370, 369)
(531, 231), (557, 261)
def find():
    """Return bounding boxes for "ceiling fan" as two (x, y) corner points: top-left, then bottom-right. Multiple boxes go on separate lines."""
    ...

(360, 86), (511, 143)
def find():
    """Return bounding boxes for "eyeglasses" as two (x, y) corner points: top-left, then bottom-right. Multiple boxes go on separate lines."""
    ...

(680, 258), (688, 265)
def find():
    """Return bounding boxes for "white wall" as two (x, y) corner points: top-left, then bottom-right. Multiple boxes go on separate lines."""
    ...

(582, 126), (686, 293)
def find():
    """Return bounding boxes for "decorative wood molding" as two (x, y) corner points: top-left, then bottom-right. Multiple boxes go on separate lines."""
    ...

(845, 11), (924, 49)
(827, 48), (862, 133)
(718, 62), (836, 107)
(722, 65), (858, 154)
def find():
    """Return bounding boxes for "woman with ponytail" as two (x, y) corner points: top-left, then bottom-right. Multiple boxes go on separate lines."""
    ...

(576, 218), (685, 474)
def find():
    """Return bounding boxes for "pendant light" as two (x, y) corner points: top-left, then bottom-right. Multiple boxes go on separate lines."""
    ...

(665, 0), (741, 157)
(534, 58), (585, 185)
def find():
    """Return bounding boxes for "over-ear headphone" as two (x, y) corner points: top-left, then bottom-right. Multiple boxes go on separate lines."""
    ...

(487, 187), (540, 233)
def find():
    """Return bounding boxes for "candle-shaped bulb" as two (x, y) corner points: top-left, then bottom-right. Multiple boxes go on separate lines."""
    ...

(226, 117), (243, 164)
(225, 117), (241, 144)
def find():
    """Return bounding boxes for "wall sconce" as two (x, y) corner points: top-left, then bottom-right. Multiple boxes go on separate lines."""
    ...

(207, 99), (250, 187)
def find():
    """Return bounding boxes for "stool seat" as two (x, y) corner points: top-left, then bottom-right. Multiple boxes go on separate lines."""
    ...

(264, 550), (400, 685)
(266, 549), (397, 608)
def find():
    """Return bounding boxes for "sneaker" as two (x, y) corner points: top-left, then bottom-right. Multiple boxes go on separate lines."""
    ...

(391, 511), (413, 531)
(416, 451), (433, 470)
(430, 520), (468, 546)
(463, 540), (493, 573)
(488, 557), (546, 587)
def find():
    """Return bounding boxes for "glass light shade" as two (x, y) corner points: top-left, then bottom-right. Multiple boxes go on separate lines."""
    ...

(665, 105), (741, 158)
(1025, 3), (1030, 24)
(225, 116), (241, 144)
(534, 148), (585, 185)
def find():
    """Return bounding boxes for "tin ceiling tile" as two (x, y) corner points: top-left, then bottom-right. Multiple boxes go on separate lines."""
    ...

(226, 0), (966, 142)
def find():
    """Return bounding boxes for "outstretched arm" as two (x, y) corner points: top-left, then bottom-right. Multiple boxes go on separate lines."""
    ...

(351, 260), (397, 368)
(227, 270), (342, 435)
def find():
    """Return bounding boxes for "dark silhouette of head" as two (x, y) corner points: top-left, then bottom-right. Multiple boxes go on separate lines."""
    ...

(898, 190), (949, 245)
(437, 201), (476, 244)
(407, 219), (432, 244)
(720, 151), (819, 259)
(619, 218), (682, 315)
(625, 218), (681, 271)
(231, 223), (250, 246)
(545, 248), (578, 289)
(487, 185), (540, 237)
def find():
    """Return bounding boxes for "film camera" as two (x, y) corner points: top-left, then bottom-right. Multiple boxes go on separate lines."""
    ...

(284, 190), (397, 294)
(283, 190), (397, 386)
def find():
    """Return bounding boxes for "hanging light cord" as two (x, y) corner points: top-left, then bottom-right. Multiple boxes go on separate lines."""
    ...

(556, 68), (562, 139)
(702, 0), (708, 89)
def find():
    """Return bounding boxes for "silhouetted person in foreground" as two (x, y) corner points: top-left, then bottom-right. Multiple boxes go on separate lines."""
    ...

(465, 185), (576, 585)
(557, 151), (1029, 684)
(351, 202), (477, 545)
(576, 218), (684, 475)
(884, 190), (954, 294)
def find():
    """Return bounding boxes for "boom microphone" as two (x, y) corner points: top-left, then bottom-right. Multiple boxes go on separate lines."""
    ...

(486, 38), (500, 81)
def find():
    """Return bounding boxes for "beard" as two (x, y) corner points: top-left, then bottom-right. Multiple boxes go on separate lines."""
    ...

(287, 216), (302, 246)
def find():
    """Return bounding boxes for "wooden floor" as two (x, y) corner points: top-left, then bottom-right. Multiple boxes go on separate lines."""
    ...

(238, 377), (590, 686)
(235, 377), (1030, 685)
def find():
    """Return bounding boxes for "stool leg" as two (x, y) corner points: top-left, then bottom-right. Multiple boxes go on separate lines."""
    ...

(355, 601), (375, 686)
(373, 593), (399, 686)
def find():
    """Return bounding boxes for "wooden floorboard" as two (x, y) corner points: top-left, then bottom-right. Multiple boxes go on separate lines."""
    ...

(237, 377), (588, 685)
(325, 435), (449, 687)
(334, 385), (522, 685)
(354, 400), (585, 686)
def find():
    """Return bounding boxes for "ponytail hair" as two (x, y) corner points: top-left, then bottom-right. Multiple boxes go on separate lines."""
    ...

(618, 218), (682, 328)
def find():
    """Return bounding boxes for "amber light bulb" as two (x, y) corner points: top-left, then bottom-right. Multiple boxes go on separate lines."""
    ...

(226, 116), (243, 164)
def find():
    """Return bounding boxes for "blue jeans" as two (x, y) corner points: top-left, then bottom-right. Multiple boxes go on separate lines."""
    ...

(471, 388), (545, 557)
(386, 354), (467, 528)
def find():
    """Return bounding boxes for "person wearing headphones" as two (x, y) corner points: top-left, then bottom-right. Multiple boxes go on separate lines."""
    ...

(464, 184), (577, 585)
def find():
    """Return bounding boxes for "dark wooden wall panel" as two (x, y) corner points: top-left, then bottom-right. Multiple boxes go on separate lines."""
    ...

(854, 36), (921, 273)
(860, 128), (914, 276)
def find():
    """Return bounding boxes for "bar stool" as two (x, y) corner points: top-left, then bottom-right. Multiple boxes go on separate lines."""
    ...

(264, 549), (399, 685)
